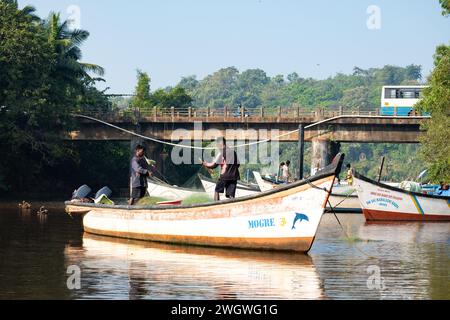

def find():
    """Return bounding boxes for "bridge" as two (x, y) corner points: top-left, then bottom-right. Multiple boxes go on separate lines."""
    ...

(69, 106), (428, 174)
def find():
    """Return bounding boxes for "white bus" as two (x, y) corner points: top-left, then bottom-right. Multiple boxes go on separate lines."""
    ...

(380, 85), (428, 116)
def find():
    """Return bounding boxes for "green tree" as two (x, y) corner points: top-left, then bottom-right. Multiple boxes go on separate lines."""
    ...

(43, 12), (105, 83)
(0, 0), (107, 194)
(131, 70), (152, 109)
(0, 0), (58, 191)
(192, 67), (239, 108)
(150, 86), (192, 109)
(339, 86), (370, 110)
(178, 75), (199, 93)
(416, 44), (450, 182)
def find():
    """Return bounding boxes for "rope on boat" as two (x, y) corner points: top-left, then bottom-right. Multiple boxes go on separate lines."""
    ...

(306, 177), (378, 261)
(72, 114), (301, 150)
(326, 198), (378, 261)
(305, 178), (329, 192)
(330, 191), (355, 208)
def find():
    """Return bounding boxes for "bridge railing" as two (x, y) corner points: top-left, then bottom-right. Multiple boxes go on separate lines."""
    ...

(77, 105), (381, 122)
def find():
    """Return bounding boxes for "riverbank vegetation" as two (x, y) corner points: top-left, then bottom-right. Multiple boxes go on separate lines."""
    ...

(0, 1), (124, 196)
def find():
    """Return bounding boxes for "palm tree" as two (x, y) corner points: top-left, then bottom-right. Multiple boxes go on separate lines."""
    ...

(43, 12), (104, 83)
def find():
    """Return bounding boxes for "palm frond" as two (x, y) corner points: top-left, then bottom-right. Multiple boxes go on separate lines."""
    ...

(68, 29), (90, 47)
(80, 63), (105, 77)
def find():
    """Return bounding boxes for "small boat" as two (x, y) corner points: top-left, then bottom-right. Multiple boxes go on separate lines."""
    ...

(253, 171), (281, 192)
(353, 171), (450, 221)
(146, 176), (205, 200)
(65, 154), (345, 253)
(253, 171), (361, 213)
(198, 174), (260, 199)
(326, 190), (360, 213)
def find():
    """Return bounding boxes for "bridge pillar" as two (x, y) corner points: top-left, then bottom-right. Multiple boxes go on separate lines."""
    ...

(311, 139), (340, 175)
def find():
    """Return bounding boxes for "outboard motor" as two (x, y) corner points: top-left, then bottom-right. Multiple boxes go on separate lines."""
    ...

(95, 186), (113, 200)
(72, 185), (92, 200)
(94, 186), (114, 205)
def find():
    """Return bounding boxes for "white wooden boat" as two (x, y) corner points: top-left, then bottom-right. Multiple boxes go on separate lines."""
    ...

(198, 174), (260, 199)
(253, 171), (280, 192)
(64, 154), (345, 252)
(146, 176), (205, 200)
(253, 171), (361, 212)
(354, 171), (450, 221)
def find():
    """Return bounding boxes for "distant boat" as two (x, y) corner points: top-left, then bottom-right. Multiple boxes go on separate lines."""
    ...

(146, 176), (205, 200)
(64, 154), (345, 253)
(198, 174), (260, 199)
(253, 171), (281, 192)
(253, 171), (361, 213)
(353, 171), (450, 221)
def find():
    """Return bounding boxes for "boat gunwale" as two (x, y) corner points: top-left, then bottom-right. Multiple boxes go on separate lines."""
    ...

(65, 153), (344, 211)
(354, 171), (450, 200)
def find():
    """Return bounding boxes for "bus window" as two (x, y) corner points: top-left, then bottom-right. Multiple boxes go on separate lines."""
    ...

(402, 90), (415, 99)
(385, 88), (397, 99)
(385, 88), (424, 99)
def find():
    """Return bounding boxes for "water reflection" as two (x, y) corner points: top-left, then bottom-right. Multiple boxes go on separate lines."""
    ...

(310, 214), (450, 300)
(1, 206), (448, 300)
(359, 221), (450, 243)
(65, 234), (325, 300)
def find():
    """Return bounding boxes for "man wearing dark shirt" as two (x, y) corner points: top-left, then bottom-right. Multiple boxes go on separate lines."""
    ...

(202, 137), (240, 201)
(129, 144), (152, 205)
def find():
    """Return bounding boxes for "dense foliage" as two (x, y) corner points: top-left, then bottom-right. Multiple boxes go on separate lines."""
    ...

(416, 45), (450, 182)
(130, 70), (192, 111)
(175, 65), (422, 111)
(0, 0), (116, 196)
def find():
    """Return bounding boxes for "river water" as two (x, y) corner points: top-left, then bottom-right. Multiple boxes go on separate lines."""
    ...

(0, 203), (448, 300)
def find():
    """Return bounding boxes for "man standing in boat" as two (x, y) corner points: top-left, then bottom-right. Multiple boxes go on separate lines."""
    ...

(129, 144), (152, 205)
(202, 137), (240, 201)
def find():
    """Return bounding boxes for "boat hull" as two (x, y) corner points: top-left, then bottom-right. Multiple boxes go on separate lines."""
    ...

(253, 171), (278, 192)
(362, 208), (450, 221)
(65, 203), (91, 216)
(83, 228), (314, 252)
(147, 177), (205, 200)
(354, 173), (450, 221)
(81, 175), (335, 252)
(253, 171), (361, 212)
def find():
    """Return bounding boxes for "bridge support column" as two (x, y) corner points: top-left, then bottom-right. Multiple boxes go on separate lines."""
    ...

(311, 139), (340, 175)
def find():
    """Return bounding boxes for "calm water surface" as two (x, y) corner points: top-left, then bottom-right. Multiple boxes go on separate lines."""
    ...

(0, 203), (448, 300)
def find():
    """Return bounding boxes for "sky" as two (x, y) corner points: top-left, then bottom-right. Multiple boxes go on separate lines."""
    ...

(20, 0), (450, 94)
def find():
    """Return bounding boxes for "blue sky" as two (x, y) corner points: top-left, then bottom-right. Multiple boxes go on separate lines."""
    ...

(20, 0), (450, 93)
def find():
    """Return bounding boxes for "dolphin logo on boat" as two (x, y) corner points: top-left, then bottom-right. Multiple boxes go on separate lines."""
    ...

(292, 213), (309, 230)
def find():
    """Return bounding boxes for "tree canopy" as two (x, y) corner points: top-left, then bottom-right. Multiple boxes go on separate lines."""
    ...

(173, 65), (422, 111)
(416, 44), (450, 182)
(0, 0), (107, 193)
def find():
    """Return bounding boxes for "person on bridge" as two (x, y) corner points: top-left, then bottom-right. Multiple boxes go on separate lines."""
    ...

(129, 144), (152, 205)
(202, 137), (240, 201)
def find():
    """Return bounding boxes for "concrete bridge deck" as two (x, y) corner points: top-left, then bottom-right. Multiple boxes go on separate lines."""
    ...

(69, 112), (428, 143)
